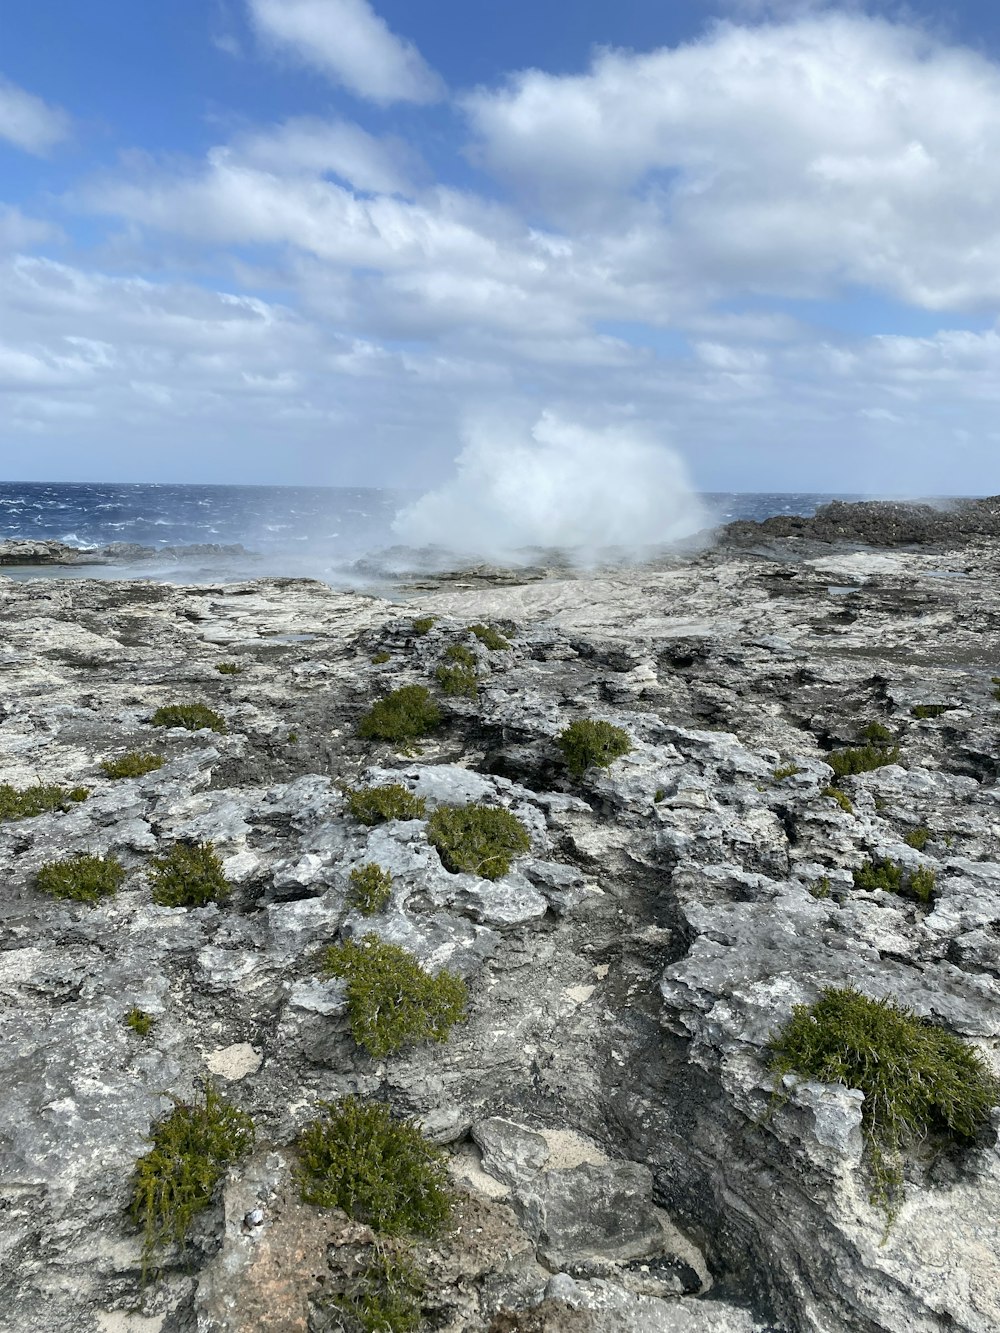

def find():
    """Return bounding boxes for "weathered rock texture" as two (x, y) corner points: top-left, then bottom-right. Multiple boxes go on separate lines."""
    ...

(1, 535), (998, 1332)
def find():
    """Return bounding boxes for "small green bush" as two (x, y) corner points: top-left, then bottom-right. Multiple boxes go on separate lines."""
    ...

(322, 935), (467, 1059)
(436, 663), (478, 699)
(654, 788), (667, 803)
(904, 827), (930, 850)
(822, 786), (854, 814)
(326, 1248), (424, 1333)
(151, 703), (227, 734)
(359, 685), (441, 745)
(346, 784), (427, 826)
(468, 624), (511, 651)
(411, 617), (436, 636)
(130, 1085), (255, 1273)
(427, 804), (531, 880)
(36, 853), (126, 904)
(444, 643), (476, 668)
(215, 662), (242, 676)
(0, 783), (88, 822)
(296, 1097), (451, 1236)
(853, 857), (936, 903)
(773, 764), (802, 781)
(861, 721), (896, 746)
(769, 986), (998, 1218)
(101, 752), (165, 780)
(371, 651), (391, 665)
(349, 864), (393, 916)
(827, 744), (900, 780)
(126, 1007), (156, 1038)
(911, 704), (950, 719)
(809, 876), (832, 899)
(558, 719), (632, 779)
(149, 840), (231, 908)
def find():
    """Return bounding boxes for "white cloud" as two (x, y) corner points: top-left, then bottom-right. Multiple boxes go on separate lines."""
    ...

(233, 116), (421, 194)
(0, 75), (70, 154)
(0, 205), (63, 250)
(464, 14), (1000, 310)
(247, 0), (443, 104)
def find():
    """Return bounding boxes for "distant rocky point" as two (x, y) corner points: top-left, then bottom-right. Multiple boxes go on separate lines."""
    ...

(0, 539), (255, 566)
(720, 495), (1000, 548)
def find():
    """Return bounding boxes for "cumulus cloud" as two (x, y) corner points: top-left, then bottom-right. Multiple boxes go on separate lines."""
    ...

(233, 116), (421, 194)
(464, 14), (1000, 310)
(248, 0), (443, 104)
(0, 75), (70, 154)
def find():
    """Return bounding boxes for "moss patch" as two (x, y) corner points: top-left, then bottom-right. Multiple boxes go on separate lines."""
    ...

(827, 743), (900, 780)
(348, 864), (393, 916)
(359, 685), (441, 745)
(557, 718), (632, 779)
(371, 651), (391, 665)
(0, 783), (88, 822)
(346, 784), (427, 826)
(125, 1007), (156, 1038)
(427, 804), (531, 880)
(101, 751), (165, 779)
(215, 662), (242, 675)
(296, 1097), (451, 1236)
(130, 1085), (255, 1274)
(151, 703), (226, 733)
(822, 786), (854, 814)
(911, 704), (951, 719)
(149, 840), (231, 908)
(36, 853), (126, 904)
(904, 826), (930, 850)
(769, 986), (998, 1218)
(322, 935), (467, 1059)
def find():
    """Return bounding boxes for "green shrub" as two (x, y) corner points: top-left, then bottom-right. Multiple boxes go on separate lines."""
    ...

(468, 624), (511, 651)
(809, 876), (832, 899)
(296, 1097), (451, 1236)
(215, 662), (242, 676)
(861, 721), (895, 745)
(904, 827), (930, 850)
(101, 752), (165, 779)
(287, 732), (299, 744)
(558, 719), (632, 779)
(130, 1085), (255, 1273)
(427, 804), (531, 880)
(911, 704), (950, 719)
(359, 685), (441, 745)
(36, 853), (126, 904)
(149, 840), (231, 908)
(773, 764), (802, 781)
(853, 857), (936, 903)
(411, 617), (436, 636)
(0, 783), (88, 822)
(822, 786), (854, 814)
(326, 1248), (424, 1333)
(371, 651), (391, 665)
(436, 663), (479, 699)
(322, 935), (467, 1059)
(346, 784), (427, 826)
(654, 788), (667, 803)
(769, 986), (998, 1218)
(349, 864), (393, 916)
(827, 744), (900, 779)
(125, 1007), (156, 1038)
(444, 643), (476, 668)
(151, 703), (226, 734)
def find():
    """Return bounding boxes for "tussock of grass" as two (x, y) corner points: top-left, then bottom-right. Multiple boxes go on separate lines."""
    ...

(371, 651), (391, 665)
(325, 1248), (424, 1333)
(125, 1007), (155, 1038)
(773, 764), (802, 781)
(0, 783), (88, 822)
(215, 662), (242, 676)
(427, 804), (531, 880)
(904, 827), (930, 850)
(151, 703), (226, 733)
(296, 1097), (451, 1236)
(348, 863), (393, 916)
(37, 853), (126, 904)
(322, 935), (467, 1059)
(149, 840), (231, 908)
(130, 1085), (255, 1275)
(411, 617), (436, 636)
(769, 986), (998, 1220)
(558, 718), (632, 779)
(911, 704), (950, 719)
(853, 856), (936, 904)
(346, 784), (427, 826)
(101, 751), (165, 779)
(822, 786), (854, 814)
(359, 685), (440, 745)
(827, 743), (900, 780)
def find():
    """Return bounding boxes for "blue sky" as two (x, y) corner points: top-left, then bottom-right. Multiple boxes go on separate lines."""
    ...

(2, 0), (1000, 492)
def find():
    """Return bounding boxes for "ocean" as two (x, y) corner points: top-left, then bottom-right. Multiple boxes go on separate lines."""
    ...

(0, 482), (858, 586)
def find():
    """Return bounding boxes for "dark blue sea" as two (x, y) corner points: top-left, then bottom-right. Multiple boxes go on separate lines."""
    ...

(0, 482), (857, 585)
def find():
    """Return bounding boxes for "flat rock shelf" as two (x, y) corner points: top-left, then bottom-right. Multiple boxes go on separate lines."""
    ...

(1, 519), (999, 1333)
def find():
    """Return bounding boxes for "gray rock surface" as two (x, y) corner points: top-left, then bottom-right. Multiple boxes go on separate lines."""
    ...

(1, 541), (999, 1331)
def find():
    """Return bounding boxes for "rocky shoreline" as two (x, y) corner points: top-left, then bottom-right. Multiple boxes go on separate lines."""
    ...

(1, 513), (999, 1333)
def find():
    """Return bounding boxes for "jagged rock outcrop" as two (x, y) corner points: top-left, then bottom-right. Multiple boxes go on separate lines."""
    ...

(1, 535), (998, 1332)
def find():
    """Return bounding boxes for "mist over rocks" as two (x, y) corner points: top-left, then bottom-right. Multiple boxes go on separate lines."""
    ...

(1, 538), (999, 1332)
